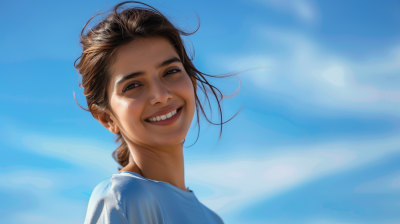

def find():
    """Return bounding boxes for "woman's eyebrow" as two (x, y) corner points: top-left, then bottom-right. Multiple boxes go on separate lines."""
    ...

(116, 71), (144, 86)
(156, 57), (181, 68)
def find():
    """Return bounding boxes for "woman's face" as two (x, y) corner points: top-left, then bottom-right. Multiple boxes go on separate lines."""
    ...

(106, 37), (196, 148)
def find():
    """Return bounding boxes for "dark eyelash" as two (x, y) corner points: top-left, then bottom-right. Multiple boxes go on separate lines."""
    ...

(165, 69), (181, 76)
(123, 83), (141, 92)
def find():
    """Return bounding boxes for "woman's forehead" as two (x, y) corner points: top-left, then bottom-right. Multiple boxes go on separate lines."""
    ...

(114, 37), (178, 69)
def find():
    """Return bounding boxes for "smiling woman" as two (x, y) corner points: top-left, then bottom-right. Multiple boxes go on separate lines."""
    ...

(104, 37), (197, 152)
(74, 1), (238, 224)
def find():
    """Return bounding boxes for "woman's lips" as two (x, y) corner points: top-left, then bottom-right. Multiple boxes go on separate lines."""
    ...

(145, 105), (181, 120)
(146, 107), (182, 126)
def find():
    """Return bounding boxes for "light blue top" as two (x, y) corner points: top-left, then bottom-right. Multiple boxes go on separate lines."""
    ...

(84, 171), (224, 224)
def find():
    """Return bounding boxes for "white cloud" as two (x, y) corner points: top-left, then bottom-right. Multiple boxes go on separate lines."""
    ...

(211, 28), (400, 115)
(253, 0), (318, 23)
(186, 135), (400, 213)
(13, 214), (82, 224)
(307, 218), (400, 224)
(354, 169), (400, 193)
(321, 66), (346, 88)
(5, 130), (118, 174)
(0, 169), (89, 224)
(11, 176), (54, 189)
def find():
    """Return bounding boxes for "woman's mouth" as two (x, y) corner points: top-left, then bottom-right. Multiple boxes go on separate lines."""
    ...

(146, 107), (182, 125)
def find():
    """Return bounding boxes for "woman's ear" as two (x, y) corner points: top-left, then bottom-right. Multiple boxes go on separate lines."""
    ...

(91, 105), (120, 134)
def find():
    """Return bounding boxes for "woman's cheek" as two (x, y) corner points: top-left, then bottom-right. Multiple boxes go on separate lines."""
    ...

(178, 77), (196, 117)
(115, 96), (131, 109)
(176, 75), (195, 96)
(125, 98), (144, 123)
(111, 96), (142, 132)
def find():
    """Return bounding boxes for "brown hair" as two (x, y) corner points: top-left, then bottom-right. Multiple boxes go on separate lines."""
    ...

(74, 1), (239, 168)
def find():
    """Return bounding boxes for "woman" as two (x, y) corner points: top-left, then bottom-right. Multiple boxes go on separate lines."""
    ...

(75, 1), (237, 223)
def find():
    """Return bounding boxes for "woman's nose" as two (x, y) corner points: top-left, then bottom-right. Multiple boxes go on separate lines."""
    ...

(149, 79), (172, 105)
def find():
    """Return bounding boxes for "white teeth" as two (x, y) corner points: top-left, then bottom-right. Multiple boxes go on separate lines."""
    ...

(148, 109), (178, 122)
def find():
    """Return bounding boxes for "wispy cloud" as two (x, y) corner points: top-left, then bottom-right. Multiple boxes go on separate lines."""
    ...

(354, 169), (400, 194)
(3, 127), (118, 174)
(0, 169), (88, 224)
(11, 176), (54, 189)
(253, 0), (318, 24)
(186, 135), (400, 213)
(306, 219), (400, 224)
(210, 28), (400, 115)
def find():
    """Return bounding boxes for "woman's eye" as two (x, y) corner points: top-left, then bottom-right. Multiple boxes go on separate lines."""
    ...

(165, 69), (181, 76)
(123, 83), (140, 92)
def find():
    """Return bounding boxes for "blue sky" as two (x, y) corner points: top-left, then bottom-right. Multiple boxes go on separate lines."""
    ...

(1, 0), (400, 223)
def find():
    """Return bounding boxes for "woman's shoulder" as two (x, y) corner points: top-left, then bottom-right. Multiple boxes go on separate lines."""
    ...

(199, 203), (225, 224)
(91, 172), (154, 204)
(85, 173), (162, 224)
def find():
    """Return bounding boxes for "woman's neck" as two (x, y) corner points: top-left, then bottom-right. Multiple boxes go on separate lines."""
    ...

(120, 142), (187, 192)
